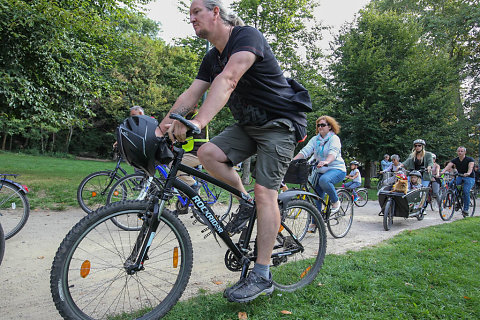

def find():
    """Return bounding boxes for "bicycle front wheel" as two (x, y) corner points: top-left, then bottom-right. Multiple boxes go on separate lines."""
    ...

(77, 171), (120, 214)
(354, 188), (368, 207)
(0, 223), (4, 266)
(440, 190), (455, 221)
(273, 199), (327, 292)
(327, 189), (354, 238)
(50, 201), (193, 320)
(383, 198), (394, 231)
(466, 191), (476, 217)
(0, 181), (30, 239)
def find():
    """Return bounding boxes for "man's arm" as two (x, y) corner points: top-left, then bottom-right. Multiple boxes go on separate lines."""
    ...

(466, 161), (474, 177)
(169, 51), (257, 142)
(158, 79), (210, 134)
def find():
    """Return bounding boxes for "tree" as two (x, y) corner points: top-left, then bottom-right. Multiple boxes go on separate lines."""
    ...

(328, 10), (459, 186)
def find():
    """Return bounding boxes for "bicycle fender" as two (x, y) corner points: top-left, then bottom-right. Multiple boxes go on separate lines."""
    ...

(277, 189), (319, 210)
(1, 179), (28, 194)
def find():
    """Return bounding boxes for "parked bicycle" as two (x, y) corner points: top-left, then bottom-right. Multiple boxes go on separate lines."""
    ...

(0, 173), (30, 239)
(283, 159), (354, 238)
(106, 163), (234, 228)
(337, 179), (369, 207)
(0, 222), (4, 266)
(441, 172), (476, 221)
(50, 113), (327, 320)
(77, 152), (131, 214)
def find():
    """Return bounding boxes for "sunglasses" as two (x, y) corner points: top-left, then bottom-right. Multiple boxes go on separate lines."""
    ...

(414, 144), (423, 147)
(317, 123), (328, 128)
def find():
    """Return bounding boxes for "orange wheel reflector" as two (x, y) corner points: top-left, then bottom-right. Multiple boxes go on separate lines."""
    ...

(80, 260), (91, 278)
(113, 190), (119, 196)
(91, 192), (97, 198)
(173, 247), (179, 268)
(278, 225), (284, 232)
(300, 266), (312, 279)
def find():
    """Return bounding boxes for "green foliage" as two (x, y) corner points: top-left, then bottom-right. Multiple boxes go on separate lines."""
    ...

(160, 217), (480, 319)
(329, 10), (460, 167)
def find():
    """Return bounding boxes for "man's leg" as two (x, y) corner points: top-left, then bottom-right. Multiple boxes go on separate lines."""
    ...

(461, 177), (475, 212)
(254, 185), (280, 266)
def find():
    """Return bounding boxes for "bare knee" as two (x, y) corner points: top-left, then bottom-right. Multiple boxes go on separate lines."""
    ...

(198, 143), (228, 167)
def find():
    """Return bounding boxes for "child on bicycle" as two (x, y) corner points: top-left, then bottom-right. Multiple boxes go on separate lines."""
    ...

(344, 160), (362, 201)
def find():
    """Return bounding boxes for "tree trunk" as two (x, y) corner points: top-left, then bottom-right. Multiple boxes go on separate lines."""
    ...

(51, 132), (56, 152)
(65, 126), (74, 153)
(364, 160), (373, 189)
(9, 134), (13, 151)
(241, 157), (252, 185)
(1, 133), (6, 150)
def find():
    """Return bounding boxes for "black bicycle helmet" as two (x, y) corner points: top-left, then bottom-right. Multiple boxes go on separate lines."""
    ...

(117, 115), (160, 176)
(413, 139), (426, 146)
(409, 170), (422, 178)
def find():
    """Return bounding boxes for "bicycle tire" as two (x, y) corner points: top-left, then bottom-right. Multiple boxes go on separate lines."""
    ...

(440, 190), (455, 221)
(0, 223), (4, 266)
(273, 199), (326, 292)
(466, 191), (476, 217)
(383, 198), (394, 231)
(106, 173), (166, 230)
(354, 188), (368, 207)
(327, 189), (354, 238)
(50, 200), (193, 320)
(77, 171), (121, 214)
(0, 181), (30, 239)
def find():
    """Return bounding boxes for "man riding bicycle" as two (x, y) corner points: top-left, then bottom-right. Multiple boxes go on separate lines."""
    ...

(440, 146), (475, 217)
(157, 0), (311, 303)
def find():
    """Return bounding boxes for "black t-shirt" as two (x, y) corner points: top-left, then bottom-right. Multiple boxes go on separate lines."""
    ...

(451, 156), (475, 178)
(196, 26), (311, 141)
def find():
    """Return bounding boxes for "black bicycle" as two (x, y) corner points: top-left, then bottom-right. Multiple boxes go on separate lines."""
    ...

(50, 113), (327, 320)
(76, 153), (131, 214)
(283, 159), (354, 238)
(441, 172), (476, 221)
(0, 173), (30, 239)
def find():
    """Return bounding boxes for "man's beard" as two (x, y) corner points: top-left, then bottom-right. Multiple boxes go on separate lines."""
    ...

(196, 29), (208, 39)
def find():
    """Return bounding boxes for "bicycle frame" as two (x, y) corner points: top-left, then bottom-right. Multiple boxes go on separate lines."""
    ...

(127, 146), (307, 280)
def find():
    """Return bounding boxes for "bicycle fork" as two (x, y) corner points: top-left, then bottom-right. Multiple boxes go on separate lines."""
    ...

(124, 197), (164, 274)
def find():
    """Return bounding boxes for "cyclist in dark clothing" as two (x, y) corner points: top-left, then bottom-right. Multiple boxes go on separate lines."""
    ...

(157, 0), (311, 303)
(441, 146), (475, 216)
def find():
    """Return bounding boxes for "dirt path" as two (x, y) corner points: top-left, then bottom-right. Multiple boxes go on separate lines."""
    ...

(0, 202), (463, 319)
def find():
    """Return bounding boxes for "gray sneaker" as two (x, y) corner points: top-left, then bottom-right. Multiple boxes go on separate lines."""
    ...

(225, 203), (254, 234)
(224, 271), (273, 303)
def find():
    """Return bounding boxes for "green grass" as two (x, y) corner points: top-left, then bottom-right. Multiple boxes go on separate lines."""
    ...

(0, 151), (135, 210)
(160, 218), (479, 320)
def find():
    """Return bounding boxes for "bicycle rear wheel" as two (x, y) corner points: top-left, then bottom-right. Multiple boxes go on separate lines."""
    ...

(466, 191), (476, 217)
(50, 201), (193, 320)
(440, 190), (455, 221)
(0, 222), (4, 266)
(0, 181), (30, 239)
(354, 188), (368, 207)
(327, 189), (354, 238)
(273, 199), (326, 292)
(77, 171), (120, 214)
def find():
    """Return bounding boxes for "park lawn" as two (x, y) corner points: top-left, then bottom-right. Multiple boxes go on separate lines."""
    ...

(0, 151), (135, 210)
(160, 217), (479, 320)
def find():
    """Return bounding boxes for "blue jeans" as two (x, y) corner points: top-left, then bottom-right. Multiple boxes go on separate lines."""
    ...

(455, 176), (475, 211)
(313, 169), (346, 212)
(344, 181), (361, 197)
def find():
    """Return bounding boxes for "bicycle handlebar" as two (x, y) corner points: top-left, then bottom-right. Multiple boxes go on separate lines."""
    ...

(169, 113), (201, 135)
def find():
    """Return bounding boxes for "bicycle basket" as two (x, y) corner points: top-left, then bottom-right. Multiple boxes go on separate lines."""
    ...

(283, 159), (309, 184)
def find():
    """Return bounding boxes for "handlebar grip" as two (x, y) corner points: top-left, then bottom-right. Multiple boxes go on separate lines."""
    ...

(169, 113), (201, 135)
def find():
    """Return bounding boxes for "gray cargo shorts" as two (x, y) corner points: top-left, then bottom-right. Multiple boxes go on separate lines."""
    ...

(210, 118), (296, 190)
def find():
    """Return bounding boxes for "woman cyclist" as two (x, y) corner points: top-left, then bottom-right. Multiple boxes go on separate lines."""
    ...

(292, 115), (346, 231)
(402, 139), (434, 187)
